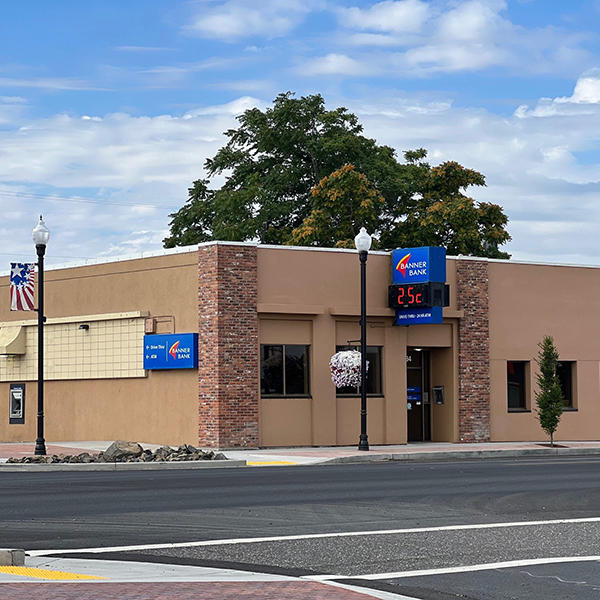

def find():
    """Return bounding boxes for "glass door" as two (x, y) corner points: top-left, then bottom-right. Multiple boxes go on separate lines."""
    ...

(406, 349), (431, 442)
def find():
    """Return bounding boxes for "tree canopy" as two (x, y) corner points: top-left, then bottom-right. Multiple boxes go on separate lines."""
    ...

(164, 92), (511, 258)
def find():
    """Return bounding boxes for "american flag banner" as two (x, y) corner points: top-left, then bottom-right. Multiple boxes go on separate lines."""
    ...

(10, 263), (36, 311)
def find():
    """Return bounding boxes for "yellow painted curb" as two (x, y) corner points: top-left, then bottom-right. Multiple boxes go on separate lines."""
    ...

(0, 566), (105, 580)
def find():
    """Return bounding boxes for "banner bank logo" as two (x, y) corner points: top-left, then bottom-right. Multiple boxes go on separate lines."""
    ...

(395, 253), (428, 278)
(168, 340), (191, 361)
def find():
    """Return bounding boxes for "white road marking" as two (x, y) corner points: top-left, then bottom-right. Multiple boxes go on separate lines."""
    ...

(28, 516), (600, 556)
(307, 555), (600, 581)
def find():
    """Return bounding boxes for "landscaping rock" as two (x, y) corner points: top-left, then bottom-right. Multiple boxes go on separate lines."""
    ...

(104, 440), (144, 462)
(5, 441), (229, 464)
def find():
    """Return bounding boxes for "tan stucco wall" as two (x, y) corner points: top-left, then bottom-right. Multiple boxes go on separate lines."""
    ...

(0, 251), (200, 445)
(257, 247), (458, 446)
(488, 260), (600, 441)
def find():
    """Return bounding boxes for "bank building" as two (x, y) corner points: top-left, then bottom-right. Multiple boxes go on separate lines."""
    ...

(0, 241), (596, 447)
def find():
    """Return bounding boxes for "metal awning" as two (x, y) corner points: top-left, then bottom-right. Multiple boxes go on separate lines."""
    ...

(0, 326), (26, 355)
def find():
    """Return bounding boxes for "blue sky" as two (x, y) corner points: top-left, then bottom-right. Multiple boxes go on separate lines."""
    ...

(1, 0), (599, 267)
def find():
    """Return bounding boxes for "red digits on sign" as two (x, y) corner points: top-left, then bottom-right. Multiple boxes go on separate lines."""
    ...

(397, 288), (404, 304)
(416, 293), (422, 304)
(408, 286), (415, 304)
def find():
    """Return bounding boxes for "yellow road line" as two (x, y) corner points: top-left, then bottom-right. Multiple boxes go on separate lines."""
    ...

(247, 460), (298, 465)
(0, 566), (104, 580)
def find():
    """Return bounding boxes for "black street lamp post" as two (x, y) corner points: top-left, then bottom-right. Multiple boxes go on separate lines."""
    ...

(354, 227), (372, 451)
(32, 216), (50, 456)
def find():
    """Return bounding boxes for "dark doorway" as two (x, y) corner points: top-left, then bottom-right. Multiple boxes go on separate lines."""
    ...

(407, 348), (431, 442)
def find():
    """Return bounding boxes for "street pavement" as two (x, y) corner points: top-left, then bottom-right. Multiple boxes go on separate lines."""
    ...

(2, 442), (600, 598)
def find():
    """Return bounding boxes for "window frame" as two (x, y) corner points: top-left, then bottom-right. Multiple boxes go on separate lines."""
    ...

(335, 345), (383, 398)
(260, 344), (311, 398)
(507, 360), (529, 412)
(556, 360), (576, 411)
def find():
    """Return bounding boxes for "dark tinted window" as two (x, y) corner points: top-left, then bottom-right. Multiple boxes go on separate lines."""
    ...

(260, 345), (310, 396)
(556, 361), (574, 408)
(285, 345), (310, 395)
(507, 361), (527, 410)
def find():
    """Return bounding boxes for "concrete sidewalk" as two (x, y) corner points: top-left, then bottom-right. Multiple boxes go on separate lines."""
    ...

(224, 440), (600, 465)
(0, 557), (412, 600)
(2, 440), (600, 468)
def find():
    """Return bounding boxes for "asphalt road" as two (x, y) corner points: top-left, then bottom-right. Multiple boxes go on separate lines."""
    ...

(3, 456), (600, 599)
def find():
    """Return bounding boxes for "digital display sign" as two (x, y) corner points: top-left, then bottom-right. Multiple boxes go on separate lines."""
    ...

(389, 282), (449, 310)
(389, 283), (430, 308)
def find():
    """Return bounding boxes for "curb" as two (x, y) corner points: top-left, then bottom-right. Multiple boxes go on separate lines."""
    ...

(0, 459), (247, 472)
(0, 549), (25, 566)
(321, 446), (600, 464)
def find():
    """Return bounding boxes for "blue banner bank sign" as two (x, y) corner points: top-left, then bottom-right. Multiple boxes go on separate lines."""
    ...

(144, 333), (198, 370)
(391, 247), (446, 326)
(391, 246), (446, 285)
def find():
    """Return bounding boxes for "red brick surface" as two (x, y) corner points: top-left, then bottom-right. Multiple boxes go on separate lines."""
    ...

(0, 444), (95, 459)
(456, 259), (491, 442)
(0, 581), (376, 599)
(198, 244), (259, 448)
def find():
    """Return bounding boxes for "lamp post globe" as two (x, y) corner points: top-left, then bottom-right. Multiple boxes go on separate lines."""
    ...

(32, 215), (49, 456)
(32, 216), (50, 246)
(354, 227), (371, 451)
(354, 227), (372, 253)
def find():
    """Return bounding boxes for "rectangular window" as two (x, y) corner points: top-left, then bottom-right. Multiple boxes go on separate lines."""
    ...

(507, 360), (528, 411)
(556, 361), (575, 409)
(335, 346), (383, 396)
(260, 344), (310, 397)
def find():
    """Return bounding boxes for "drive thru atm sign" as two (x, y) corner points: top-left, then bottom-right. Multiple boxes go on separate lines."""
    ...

(144, 333), (198, 370)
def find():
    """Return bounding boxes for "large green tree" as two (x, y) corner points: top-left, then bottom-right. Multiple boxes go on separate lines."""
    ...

(164, 92), (511, 257)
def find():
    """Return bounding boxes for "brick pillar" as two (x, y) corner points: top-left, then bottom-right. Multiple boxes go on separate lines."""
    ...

(456, 259), (491, 442)
(198, 243), (259, 448)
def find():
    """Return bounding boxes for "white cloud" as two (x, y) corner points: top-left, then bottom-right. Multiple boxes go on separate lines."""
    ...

(436, 0), (508, 44)
(402, 42), (505, 72)
(298, 53), (376, 76)
(0, 77), (102, 91)
(1, 76), (599, 268)
(515, 71), (600, 118)
(334, 0), (593, 76)
(185, 0), (312, 41)
(184, 96), (263, 117)
(556, 70), (600, 104)
(338, 0), (429, 33)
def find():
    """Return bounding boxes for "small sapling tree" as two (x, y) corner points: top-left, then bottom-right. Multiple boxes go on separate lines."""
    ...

(535, 335), (564, 446)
